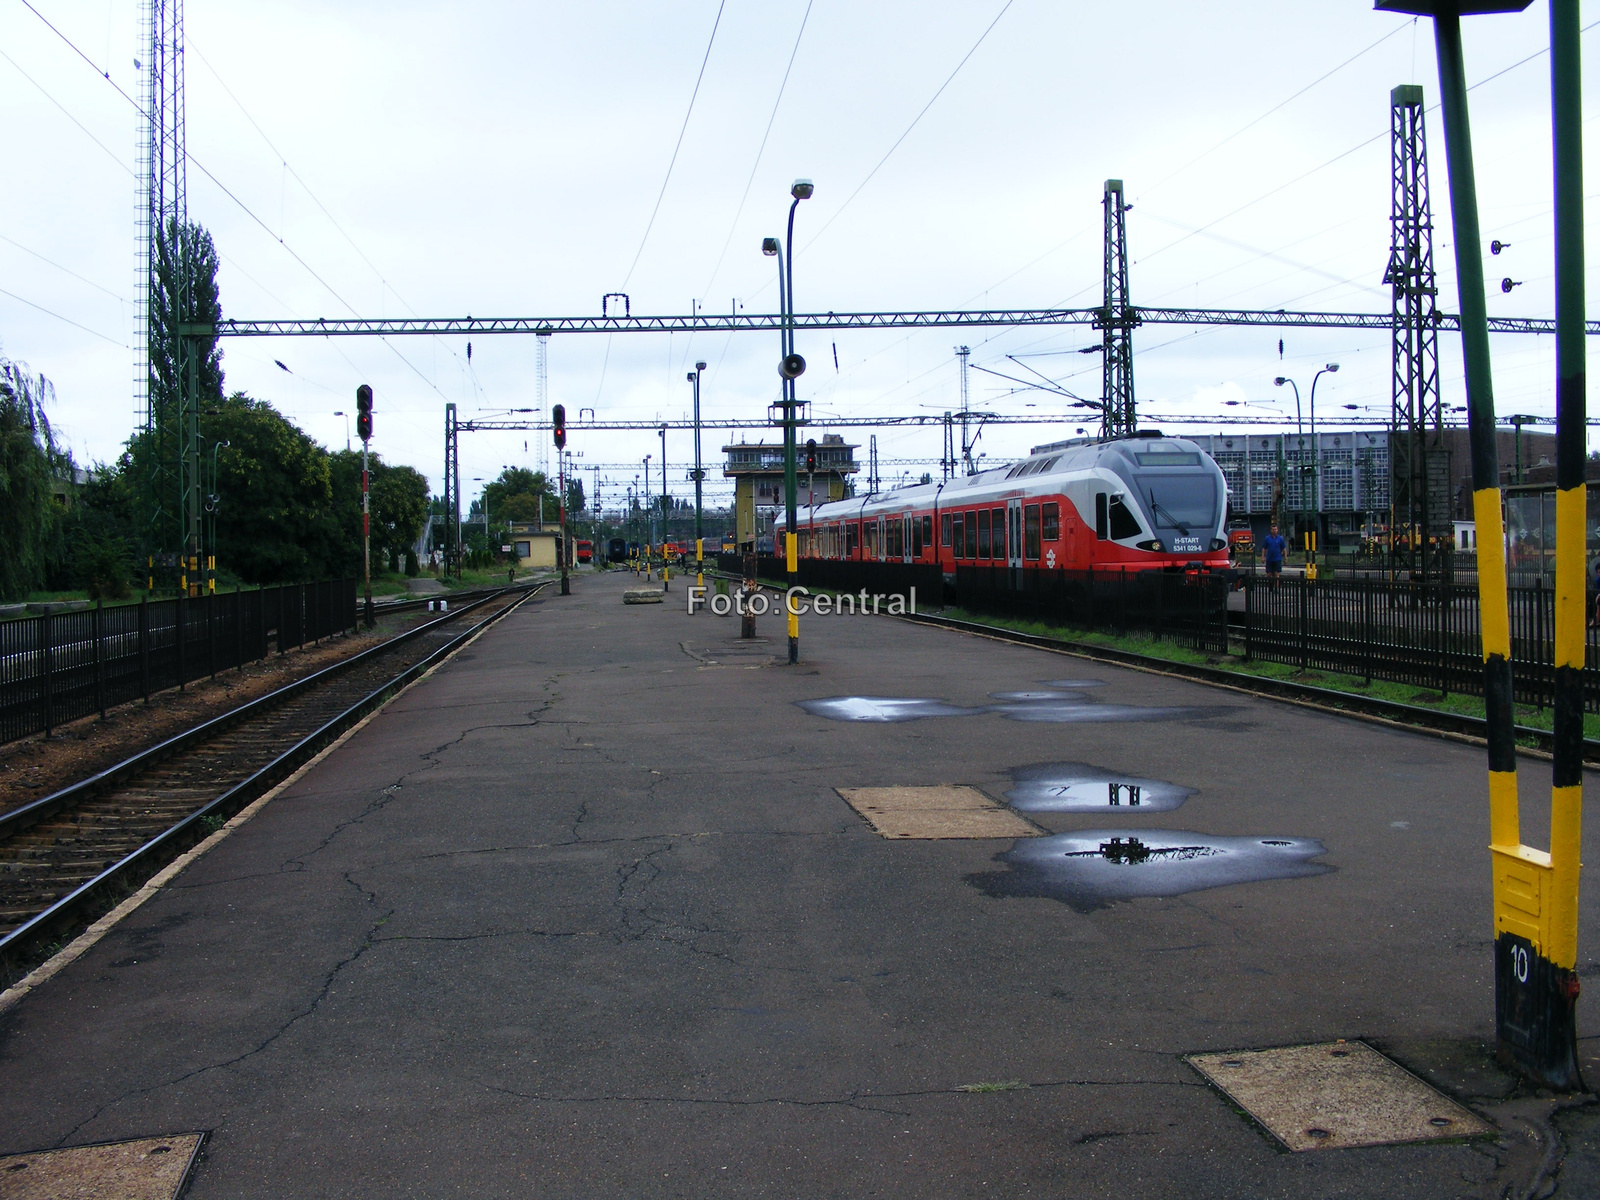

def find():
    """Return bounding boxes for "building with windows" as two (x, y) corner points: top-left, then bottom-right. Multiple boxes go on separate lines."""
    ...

(724, 434), (858, 551)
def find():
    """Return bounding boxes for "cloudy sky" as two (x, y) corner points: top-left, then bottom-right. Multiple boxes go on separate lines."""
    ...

(2, 1), (1594, 512)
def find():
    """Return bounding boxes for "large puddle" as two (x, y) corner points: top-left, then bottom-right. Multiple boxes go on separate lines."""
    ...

(799, 681), (1225, 725)
(967, 829), (1331, 911)
(1005, 763), (1195, 813)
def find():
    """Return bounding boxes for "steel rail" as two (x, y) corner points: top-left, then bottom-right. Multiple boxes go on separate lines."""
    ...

(0, 583), (545, 973)
(184, 307), (1598, 339)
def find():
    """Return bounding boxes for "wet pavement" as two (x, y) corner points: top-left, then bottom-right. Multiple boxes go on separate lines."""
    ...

(1, 570), (1598, 1198)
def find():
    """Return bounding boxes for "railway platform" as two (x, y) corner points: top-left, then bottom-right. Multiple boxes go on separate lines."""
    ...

(1, 569), (1597, 1198)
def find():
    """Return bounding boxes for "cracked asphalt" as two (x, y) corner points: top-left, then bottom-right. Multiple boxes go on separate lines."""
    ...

(1, 569), (1597, 1197)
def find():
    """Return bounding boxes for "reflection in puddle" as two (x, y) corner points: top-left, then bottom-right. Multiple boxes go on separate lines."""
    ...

(799, 681), (1227, 726)
(988, 701), (1214, 723)
(967, 829), (1331, 911)
(1006, 763), (1194, 813)
(795, 696), (982, 722)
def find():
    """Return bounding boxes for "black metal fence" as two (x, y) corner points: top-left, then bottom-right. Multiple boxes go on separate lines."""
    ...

(0, 579), (358, 744)
(955, 564), (1233, 654)
(716, 554), (945, 600)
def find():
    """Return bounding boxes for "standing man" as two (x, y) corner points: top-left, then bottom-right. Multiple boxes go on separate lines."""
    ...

(1262, 521), (1287, 589)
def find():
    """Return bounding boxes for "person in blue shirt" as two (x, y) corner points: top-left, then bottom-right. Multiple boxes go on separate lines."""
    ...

(1262, 522), (1287, 588)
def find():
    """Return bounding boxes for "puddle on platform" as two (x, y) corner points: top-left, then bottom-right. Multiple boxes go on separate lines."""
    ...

(800, 681), (1226, 726)
(796, 696), (983, 722)
(968, 829), (1331, 911)
(1005, 762), (1195, 813)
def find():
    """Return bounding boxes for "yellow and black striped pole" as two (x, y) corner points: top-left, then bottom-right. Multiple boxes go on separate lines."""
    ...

(1390, 0), (1583, 1090)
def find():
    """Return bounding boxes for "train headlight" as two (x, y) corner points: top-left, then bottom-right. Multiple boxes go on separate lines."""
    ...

(1136, 538), (1164, 552)
(1210, 538), (1227, 551)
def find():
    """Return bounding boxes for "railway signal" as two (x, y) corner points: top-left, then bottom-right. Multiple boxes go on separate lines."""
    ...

(805, 439), (817, 474)
(552, 403), (567, 451)
(356, 384), (375, 628)
(555, 404), (570, 595)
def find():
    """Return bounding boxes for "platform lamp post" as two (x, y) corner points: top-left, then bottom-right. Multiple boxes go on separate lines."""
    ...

(1376, 0), (1583, 1092)
(643, 454), (653, 575)
(689, 362), (707, 591)
(1308, 363), (1339, 572)
(764, 177), (813, 665)
(1272, 375), (1306, 559)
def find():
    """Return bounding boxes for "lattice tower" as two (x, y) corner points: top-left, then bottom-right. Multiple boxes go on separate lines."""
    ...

(535, 330), (551, 474)
(1097, 179), (1139, 439)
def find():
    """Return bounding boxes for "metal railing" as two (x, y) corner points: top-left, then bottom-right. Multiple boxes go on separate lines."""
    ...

(0, 579), (358, 744)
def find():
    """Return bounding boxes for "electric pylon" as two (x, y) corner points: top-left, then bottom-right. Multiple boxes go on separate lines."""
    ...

(1097, 179), (1139, 439)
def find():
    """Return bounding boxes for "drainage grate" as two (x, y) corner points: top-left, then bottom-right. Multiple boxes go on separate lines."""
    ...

(0, 1133), (205, 1199)
(1187, 1041), (1493, 1151)
(837, 786), (1041, 839)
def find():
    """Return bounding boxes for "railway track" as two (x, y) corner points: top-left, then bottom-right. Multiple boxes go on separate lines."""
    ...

(0, 582), (545, 980)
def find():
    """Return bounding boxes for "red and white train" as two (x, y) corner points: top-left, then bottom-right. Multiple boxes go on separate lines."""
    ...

(775, 433), (1230, 577)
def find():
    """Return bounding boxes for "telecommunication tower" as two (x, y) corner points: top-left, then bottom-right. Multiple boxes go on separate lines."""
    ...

(1385, 84), (1446, 578)
(1097, 179), (1139, 439)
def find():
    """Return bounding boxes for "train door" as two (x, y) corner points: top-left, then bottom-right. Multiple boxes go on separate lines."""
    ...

(1006, 498), (1023, 587)
(902, 513), (912, 563)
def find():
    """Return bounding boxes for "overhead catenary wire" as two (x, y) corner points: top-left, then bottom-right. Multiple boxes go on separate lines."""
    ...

(19, 0), (458, 406)
(620, 0), (727, 288)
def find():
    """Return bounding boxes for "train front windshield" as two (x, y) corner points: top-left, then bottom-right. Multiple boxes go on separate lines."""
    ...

(1142, 475), (1219, 536)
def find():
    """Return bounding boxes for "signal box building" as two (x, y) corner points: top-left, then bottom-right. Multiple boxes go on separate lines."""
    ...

(724, 434), (858, 551)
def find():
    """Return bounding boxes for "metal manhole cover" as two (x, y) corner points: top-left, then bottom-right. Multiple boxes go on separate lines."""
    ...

(837, 786), (1042, 839)
(0, 1133), (205, 1199)
(1186, 1041), (1493, 1151)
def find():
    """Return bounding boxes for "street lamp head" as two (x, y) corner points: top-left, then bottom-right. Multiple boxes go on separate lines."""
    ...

(762, 237), (780, 256)
(1325, 363), (1340, 373)
(695, 361), (706, 371)
(1274, 377), (1288, 387)
(791, 178), (814, 200)
(687, 371), (697, 382)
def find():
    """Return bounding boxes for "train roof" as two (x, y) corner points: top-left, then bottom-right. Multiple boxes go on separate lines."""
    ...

(782, 434), (1215, 525)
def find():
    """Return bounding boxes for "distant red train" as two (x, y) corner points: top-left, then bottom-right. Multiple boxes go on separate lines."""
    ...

(775, 433), (1230, 576)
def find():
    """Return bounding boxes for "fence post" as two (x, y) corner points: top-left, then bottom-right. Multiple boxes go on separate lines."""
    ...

(176, 594), (186, 690)
(1437, 581), (1448, 697)
(140, 593), (149, 702)
(1363, 581), (1373, 685)
(1243, 575), (1253, 661)
(1534, 577), (1545, 712)
(1154, 573), (1164, 642)
(40, 612), (53, 738)
(94, 599), (105, 719)
(1298, 577), (1308, 672)
(235, 584), (243, 671)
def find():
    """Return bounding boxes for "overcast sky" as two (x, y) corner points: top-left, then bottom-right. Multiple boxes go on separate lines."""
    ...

(2, 1), (1595, 510)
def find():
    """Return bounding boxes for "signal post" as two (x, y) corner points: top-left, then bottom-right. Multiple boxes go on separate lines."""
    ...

(554, 404), (569, 595)
(357, 384), (374, 628)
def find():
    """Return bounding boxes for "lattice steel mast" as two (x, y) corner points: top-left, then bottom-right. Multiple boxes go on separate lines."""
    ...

(1098, 179), (1139, 439)
(139, 0), (195, 572)
(1386, 83), (1446, 578)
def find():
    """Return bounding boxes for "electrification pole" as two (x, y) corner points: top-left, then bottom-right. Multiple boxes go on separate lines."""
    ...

(690, 361), (707, 589)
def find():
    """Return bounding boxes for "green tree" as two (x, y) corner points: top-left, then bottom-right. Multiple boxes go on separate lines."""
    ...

(204, 393), (335, 582)
(327, 451), (429, 575)
(0, 356), (66, 600)
(144, 219), (225, 554)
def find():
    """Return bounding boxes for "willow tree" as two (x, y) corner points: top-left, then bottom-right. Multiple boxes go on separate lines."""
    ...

(0, 357), (64, 600)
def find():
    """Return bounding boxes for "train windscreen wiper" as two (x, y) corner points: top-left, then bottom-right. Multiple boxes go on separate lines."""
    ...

(1148, 498), (1189, 536)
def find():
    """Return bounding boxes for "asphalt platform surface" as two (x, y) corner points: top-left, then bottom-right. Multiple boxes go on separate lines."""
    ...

(2, 569), (1597, 1198)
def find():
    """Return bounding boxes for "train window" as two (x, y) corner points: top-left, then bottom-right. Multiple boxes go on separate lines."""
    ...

(1043, 502), (1060, 541)
(922, 515), (933, 549)
(912, 514), (923, 556)
(1143, 476), (1218, 532)
(941, 513), (952, 547)
(1024, 504), (1041, 560)
(1109, 495), (1142, 539)
(1095, 493), (1108, 539)
(847, 523), (858, 557)
(966, 512), (978, 558)
(953, 512), (965, 558)
(991, 507), (1005, 558)
(977, 509), (991, 559)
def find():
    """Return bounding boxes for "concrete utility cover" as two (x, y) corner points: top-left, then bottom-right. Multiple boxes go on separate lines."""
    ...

(1186, 1042), (1493, 1151)
(623, 589), (664, 604)
(0, 1134), (204, 1199)
(837, 786), (1041, 839)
